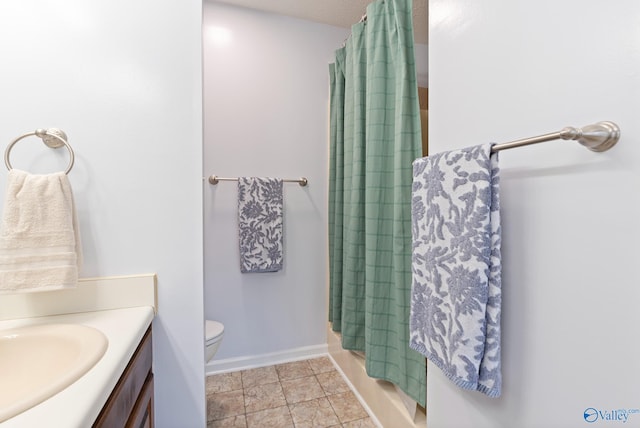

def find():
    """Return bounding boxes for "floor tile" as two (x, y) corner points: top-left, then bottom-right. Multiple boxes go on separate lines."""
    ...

(327, 391), (369, 423)
(244, 382), (286, 413)
(207, 415), (247, 428)
(275, 359), (314, 380)
(316, 370), (350, 396)
(308, 356), (336, 375)
(241, 366), (279, 388)
(208, 390), (245, 422)
(288, 397), (340, 428)
(281, 375), (326, 404)
(207, 372), (242, 395)
(206, 357), (376, 428)
(246, 405), (294, 428)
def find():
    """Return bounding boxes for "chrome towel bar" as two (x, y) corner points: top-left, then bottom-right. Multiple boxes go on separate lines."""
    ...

(208, 176), (308, 187)
(491, 121), (620, 153)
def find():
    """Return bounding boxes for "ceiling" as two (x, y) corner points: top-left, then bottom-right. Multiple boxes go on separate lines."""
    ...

(212, 0), (428, 45)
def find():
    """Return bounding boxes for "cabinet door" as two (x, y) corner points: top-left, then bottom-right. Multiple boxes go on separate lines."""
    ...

(126, 372), (154, 428)
(93, 328), (153, 428)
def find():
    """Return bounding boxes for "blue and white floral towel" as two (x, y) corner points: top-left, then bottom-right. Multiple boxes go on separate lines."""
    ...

(409, 143), (502, 397)
(238, 177), (284, 273)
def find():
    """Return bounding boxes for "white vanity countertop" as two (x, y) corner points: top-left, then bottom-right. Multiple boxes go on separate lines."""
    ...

(0, 306), (154, 428)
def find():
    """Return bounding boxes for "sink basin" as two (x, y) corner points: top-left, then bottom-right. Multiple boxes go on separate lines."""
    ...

(0, 323), (108, 422)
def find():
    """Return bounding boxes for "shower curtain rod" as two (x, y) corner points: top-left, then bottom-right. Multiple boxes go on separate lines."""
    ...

(208, 175), (308, 187)
(491, 121), (620, 153)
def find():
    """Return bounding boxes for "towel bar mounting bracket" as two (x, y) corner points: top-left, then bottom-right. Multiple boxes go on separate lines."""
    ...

(35, 128), (67, 149)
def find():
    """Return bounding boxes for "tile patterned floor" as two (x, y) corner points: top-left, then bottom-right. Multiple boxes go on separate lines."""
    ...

(206, 357), (379, 428)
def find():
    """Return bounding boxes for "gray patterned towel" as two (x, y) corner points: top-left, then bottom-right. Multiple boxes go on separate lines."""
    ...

(238, 177), (284, 273)
(409, 144), (502, 397)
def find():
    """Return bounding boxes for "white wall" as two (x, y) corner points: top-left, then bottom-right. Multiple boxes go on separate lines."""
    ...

(203, 2), (348, 363)
(428, 1), (640, 427)
(0, 2), (205, 427)
(203, 1), (427, 372)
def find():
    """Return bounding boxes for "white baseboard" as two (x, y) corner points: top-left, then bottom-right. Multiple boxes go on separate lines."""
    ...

(206, 344), (329, 375)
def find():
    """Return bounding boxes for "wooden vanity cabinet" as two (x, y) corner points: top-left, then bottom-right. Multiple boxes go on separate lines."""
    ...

(93, 326), (154, 428)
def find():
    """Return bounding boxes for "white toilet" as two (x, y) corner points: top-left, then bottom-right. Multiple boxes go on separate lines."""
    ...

(205, 320), (225, 362)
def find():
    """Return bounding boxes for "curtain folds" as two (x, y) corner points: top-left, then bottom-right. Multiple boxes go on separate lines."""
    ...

(328, 0), (426, 406)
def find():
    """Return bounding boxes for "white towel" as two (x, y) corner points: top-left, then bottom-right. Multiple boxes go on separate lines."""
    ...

(0, 169), (82, 293)
(409, 144), (502, 397)
(237, 177), (283, 273)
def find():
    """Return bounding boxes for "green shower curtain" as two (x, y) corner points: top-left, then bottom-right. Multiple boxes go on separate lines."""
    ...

(328, 0), (426, 406)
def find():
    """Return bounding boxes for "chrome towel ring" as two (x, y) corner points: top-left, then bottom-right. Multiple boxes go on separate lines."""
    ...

(4, 128), (75, 175)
